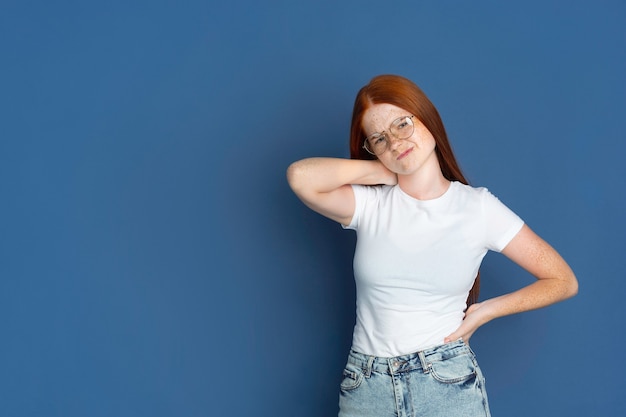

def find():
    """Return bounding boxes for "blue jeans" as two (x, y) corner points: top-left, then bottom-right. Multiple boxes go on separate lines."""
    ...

(338, 340), (491, 417)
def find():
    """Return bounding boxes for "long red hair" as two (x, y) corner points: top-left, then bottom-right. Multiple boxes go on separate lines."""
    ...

(349, 74), (480, 306)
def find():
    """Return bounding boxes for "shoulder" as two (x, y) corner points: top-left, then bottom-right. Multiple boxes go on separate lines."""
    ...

(451, 182), (503, 204)
(448, 181), (490, 204)
(451, 181), (487, 195)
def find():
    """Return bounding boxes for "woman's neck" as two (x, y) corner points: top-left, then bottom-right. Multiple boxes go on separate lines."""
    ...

(397, 169), (450, 201)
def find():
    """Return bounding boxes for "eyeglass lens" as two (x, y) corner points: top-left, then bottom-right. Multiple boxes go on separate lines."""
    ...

(365, 116), (414, 155)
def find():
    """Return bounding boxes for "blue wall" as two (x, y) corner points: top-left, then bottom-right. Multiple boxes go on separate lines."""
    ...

(1, 1), (624, 415)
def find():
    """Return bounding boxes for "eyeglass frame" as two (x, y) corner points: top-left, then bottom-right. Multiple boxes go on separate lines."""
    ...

(362, 115), (416, 156)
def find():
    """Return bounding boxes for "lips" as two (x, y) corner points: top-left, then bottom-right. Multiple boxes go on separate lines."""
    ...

(397, 148), (413, 160)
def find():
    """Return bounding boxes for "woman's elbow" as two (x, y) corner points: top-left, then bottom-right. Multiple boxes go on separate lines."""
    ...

(568, 275), (579, 298)
(286, 161), (304, 191)
(561, 271), (579, 300)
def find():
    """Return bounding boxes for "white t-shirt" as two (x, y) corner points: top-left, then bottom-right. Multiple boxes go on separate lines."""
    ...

(343, 181), (524, 357)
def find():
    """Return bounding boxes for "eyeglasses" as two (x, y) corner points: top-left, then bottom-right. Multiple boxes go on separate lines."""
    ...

(363, 115), (415, 156)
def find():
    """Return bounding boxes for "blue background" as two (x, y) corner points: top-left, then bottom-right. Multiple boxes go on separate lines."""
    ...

(1, 0), (624, 415)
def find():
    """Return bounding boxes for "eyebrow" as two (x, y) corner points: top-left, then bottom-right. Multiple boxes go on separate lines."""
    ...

(366, 115), (410, 136)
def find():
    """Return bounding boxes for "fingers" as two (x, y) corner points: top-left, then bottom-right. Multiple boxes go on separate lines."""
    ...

(443, 332), (459, 344)
(445, 302), (485, 344)
(445, 333), (470, 344)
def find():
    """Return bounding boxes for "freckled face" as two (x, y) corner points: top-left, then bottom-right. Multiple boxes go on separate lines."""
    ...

(361, 103), (439, 176)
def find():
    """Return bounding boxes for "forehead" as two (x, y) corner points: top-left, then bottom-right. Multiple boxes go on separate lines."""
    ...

(362, 103), (408, 133)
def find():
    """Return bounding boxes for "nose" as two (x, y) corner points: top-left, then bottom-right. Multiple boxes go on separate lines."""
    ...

(387, 134), (404, 150)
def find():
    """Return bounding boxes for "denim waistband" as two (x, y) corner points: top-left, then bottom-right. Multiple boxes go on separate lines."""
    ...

(346, 340), (470, 376)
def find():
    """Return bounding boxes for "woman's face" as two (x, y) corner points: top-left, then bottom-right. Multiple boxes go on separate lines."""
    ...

(361, 103), (439, 176)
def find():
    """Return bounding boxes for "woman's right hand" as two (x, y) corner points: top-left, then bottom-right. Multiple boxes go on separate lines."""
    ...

(376, 160), (398, 186)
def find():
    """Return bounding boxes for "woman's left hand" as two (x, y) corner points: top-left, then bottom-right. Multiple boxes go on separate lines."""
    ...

(444, 302), (488, 344)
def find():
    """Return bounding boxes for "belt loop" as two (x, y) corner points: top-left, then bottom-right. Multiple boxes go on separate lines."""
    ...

(418, 350), (431, 374)
(364, 355), (375, 378)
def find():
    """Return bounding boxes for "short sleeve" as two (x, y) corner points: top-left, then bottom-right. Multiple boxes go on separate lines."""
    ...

(342, 184), (366, 231)
(481, 189), (525, 252)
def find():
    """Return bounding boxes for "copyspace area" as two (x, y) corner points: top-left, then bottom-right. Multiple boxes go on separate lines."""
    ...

(1, 1), (624, 416)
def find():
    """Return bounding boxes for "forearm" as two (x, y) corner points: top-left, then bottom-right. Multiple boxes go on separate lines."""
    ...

(478, 276), (578, 324)
(445, 276), (577, 344)
(286, 157), (395, 194)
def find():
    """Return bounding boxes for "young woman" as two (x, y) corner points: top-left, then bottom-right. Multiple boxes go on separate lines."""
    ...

(286, 74), (577, 417)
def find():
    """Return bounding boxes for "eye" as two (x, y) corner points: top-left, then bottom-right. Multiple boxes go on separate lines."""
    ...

(394, 117), (412, 131)
(372, 135), (386, 145)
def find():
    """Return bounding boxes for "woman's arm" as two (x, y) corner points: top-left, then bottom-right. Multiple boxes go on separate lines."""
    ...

(445, 224), (578, 343)
(286, 157), (397, 225)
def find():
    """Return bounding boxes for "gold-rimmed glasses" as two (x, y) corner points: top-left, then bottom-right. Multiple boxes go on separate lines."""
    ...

(363, 115), (415, 156)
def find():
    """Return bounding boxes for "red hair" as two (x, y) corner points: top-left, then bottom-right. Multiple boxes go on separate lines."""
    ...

(349, 74), (480, 306)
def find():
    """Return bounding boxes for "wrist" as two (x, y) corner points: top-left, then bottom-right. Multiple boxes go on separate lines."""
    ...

(373, 160), (397, 185)
(475, 299), (500, 324)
